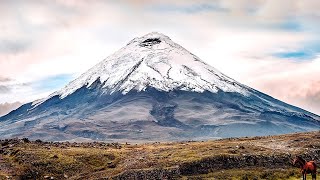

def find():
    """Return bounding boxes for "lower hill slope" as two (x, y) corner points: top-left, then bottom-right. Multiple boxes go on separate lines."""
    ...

(1, 87), (319, 142)
(0, 131), (319, 179)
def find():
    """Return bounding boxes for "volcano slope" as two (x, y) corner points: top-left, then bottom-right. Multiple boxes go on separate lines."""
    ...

(0, 32), (319, 142)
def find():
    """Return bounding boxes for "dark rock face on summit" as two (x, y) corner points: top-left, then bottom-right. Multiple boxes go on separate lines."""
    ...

(0, 32), (319, 142)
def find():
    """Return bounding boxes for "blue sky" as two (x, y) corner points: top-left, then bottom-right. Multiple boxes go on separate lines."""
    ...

(274, 51), (315, 60)
(0, 0), (320, 115)
(31, 74), (75, 92)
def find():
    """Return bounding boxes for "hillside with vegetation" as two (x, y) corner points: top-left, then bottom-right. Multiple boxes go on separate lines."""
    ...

(0, 131), (319, 180)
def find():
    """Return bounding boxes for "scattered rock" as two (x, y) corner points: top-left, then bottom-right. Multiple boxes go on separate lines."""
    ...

(107, 161), (116, 168)
(228, 149), (238, 154)
(22, 138), (30, 143)
(1, 141), (9, 146)
(35, 139), (42, 143)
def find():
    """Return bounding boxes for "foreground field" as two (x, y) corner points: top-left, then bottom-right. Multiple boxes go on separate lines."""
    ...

(0, 131), (319, 179)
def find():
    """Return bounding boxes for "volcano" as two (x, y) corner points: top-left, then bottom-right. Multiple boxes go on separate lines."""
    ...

(1, 32), (319, 142)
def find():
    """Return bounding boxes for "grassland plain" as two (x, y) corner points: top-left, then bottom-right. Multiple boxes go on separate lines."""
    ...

(0, 131), (319, 180)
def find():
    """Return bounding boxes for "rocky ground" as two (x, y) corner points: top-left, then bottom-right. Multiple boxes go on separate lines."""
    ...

(0, 131), (319, 180)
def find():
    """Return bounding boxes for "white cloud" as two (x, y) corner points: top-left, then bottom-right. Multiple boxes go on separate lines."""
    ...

(0, 0), (319, 115)
(0, 102), (22, 117)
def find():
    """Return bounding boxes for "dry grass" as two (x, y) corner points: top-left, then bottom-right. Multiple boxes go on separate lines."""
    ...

(0, 131), (319, 179)
(181, 168), (303, 180)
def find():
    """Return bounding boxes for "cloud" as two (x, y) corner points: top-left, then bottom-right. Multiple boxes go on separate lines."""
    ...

(0, 74), (75, 104)
(0, 102), (22, 117)
(148, 3), (229, 14)
(236, 57), (320, 115)
(0, 76), (12, 82)
(0, 85), (10, 93)
(0, 39), (31, 54)
(0, 0), (319, 115)
(0, 81), (30, 97)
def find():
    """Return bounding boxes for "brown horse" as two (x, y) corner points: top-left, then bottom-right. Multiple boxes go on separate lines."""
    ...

(292, 156), (317, 180)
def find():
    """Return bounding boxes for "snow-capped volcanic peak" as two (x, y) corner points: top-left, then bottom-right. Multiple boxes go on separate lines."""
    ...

(4, 32), (319, 142)
(35, 32), (247, 105)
